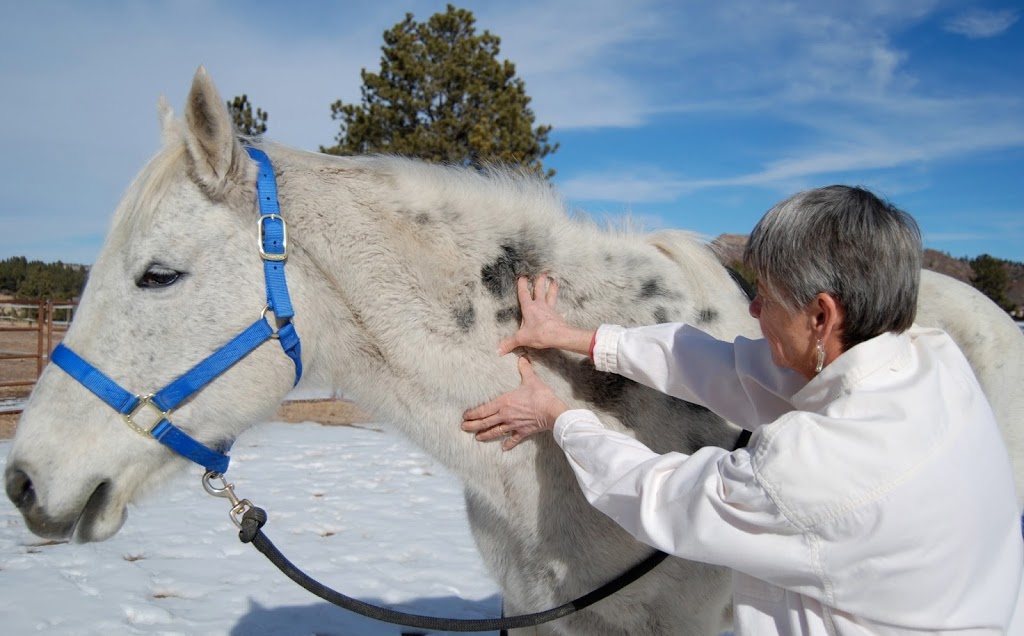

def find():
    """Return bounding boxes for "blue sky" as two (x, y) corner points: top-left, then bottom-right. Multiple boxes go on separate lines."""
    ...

(1, 0), (1021, 264)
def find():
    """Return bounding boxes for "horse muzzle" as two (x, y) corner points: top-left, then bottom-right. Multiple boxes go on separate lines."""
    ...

(5, 463), (124, 542)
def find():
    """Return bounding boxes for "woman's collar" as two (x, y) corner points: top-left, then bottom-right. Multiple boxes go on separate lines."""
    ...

(790, 330), (909, 411)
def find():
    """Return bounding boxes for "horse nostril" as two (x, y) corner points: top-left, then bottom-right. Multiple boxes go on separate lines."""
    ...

(5, 467), (37, 511)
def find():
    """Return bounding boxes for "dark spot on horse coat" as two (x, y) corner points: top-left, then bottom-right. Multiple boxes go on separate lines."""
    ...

(536, 354), (630, 409)
(653, 307), (670, 324)
(415, 212), (431, 225)
(532, 351), (731, 453)
(639, 278), (665, 299)
(495, 306), (521, 324)
(697, 308), (718, 324)
(453, 302), (476, 331)
(570, 292), (590, 310)
(480, 239), (546, 298)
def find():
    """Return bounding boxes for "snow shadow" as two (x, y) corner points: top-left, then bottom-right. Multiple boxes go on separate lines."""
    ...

(230, 595), (505, 636)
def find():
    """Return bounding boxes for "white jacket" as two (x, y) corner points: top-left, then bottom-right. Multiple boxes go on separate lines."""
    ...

(553, 324), (1023, 634)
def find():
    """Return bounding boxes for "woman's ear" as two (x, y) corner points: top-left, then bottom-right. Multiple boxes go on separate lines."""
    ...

(813, 292), (844, 347)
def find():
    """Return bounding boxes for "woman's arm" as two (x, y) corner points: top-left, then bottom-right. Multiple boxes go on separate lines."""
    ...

(552, 409), (811, 582)
(595, 323), (806, 429)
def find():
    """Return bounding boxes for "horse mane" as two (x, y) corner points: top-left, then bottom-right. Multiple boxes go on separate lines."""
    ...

(106, 142), (188, 252)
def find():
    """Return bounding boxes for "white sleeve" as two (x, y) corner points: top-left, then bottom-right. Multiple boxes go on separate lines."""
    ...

(592, 323), (805, 429)
(552, 409), (812, 582)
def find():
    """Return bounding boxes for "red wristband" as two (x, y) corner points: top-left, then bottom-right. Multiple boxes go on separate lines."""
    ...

(588, 331), (598, 361)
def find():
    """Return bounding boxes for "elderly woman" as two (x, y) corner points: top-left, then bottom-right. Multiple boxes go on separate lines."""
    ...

(462, 186), (1023, 634)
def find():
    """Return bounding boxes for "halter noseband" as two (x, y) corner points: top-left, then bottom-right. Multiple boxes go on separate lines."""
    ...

(50, 147), (301, 475)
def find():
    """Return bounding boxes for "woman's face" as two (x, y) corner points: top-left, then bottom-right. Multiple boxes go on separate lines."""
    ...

(749, 283), (818, 378)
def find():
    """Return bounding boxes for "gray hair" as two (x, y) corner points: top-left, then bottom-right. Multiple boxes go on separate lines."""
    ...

(743, 185), (922, 350)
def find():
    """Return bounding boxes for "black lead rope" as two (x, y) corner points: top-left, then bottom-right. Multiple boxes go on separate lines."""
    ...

(234, 426), (750, 633)
(733, 428), (752, 450)
(238, 506), (667, 632)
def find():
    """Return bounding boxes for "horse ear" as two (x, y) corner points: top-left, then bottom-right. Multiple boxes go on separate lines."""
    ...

(157, 95), (181, 145)
(182, 66), (248, 199)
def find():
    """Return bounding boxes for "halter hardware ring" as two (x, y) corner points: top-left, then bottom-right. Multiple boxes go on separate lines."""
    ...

(258, 214), (288, 262)
(203, 471), (255, 528)
(260, 305), (281, 340)
(122, 394), (169, 437)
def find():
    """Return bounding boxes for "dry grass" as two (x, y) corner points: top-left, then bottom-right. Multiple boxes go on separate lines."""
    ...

(0, 413), (18, 439)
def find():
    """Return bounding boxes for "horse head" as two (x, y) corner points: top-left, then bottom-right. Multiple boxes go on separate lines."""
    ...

(5, 67), (304, 542)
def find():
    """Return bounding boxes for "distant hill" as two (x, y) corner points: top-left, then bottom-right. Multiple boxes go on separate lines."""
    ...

(710, 234), (1022, 316)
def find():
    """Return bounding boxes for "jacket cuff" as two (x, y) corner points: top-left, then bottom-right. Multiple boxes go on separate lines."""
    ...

(591, 324), (626, 374)
(553, 408), (606, 446)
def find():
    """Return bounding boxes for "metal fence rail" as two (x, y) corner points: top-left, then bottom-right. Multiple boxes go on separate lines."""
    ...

(0, 299), (77, 409)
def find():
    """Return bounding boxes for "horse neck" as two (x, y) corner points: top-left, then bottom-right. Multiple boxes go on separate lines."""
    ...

(270, 150), (549, 460)
(269, 146), (755, 473)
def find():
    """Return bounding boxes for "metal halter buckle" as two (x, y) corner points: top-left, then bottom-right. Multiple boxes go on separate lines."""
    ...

(258, 214), (288, 261)
(122, 394), (169, 436)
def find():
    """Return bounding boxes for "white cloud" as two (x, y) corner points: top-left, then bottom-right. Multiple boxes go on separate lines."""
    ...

(474, 0), (666, 129)
(562, 99), (1024, 205)
(945, 8), (1020, 39)
(561, 169), (690, 203)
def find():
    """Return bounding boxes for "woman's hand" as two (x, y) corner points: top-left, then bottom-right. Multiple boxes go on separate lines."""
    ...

(497, 274), (594, 357)
(462, 356), (569, 451)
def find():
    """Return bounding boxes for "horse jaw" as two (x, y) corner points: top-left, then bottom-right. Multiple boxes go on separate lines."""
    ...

(5, 368), (197, 543)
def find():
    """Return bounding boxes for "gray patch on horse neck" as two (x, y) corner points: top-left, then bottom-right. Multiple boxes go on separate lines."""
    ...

(480, 239), (547, 298)
(697, 307), (718, 324)
(414, 212), (431, 225)
(537, 353), (630, 410)
(495, 306), (521, 324)
(452, 302), (476, 331)
(639, 277), (666, 299)
(569, 292), (590, 310)
(653, 307), (670, 324)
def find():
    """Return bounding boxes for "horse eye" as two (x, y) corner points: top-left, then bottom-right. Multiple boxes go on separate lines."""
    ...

(136, 266), (181, 289)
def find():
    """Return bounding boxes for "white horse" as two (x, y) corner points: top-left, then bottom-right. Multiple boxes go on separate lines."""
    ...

(6, 68), (1024, 635)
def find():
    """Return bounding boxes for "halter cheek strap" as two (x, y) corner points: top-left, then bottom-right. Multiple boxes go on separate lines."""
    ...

(50, 146), (300, 475)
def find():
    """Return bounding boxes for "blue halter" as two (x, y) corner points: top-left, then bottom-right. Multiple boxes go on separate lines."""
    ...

(49, 147), (301, 475)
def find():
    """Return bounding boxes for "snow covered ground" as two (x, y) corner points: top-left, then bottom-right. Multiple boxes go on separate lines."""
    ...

(0, 422), (504, 635)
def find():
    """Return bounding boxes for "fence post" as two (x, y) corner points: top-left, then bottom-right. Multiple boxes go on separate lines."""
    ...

(36, 300), (45, 378)
(46, 300), (54, 370)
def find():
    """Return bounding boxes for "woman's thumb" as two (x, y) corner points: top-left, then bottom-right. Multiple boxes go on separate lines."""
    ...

(497, 335), (519, 356)
(517, 355), (535, 379)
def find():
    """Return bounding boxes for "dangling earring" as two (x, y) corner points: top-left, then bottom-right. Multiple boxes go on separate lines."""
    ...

(814, 339), (826, 374)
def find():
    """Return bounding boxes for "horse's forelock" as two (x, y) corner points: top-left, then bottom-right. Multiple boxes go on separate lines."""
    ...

(106, 142), (189, 249)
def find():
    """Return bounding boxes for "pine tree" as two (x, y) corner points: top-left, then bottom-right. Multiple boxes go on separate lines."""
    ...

(227, 94), (268, 137)
(970, 254), (1012, 311)
(321, 4), (558, 178)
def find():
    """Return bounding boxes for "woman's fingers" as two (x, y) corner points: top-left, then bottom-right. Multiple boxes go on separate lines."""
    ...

(462, 399), (499, 423)
(533, 273), (547, 301)
(545, 277), (559, 305)
(502, 433), (524, 452)
(517, 275), (532, 305)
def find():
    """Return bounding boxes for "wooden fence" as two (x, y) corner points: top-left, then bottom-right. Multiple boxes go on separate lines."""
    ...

(0, 300), (76, 412)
